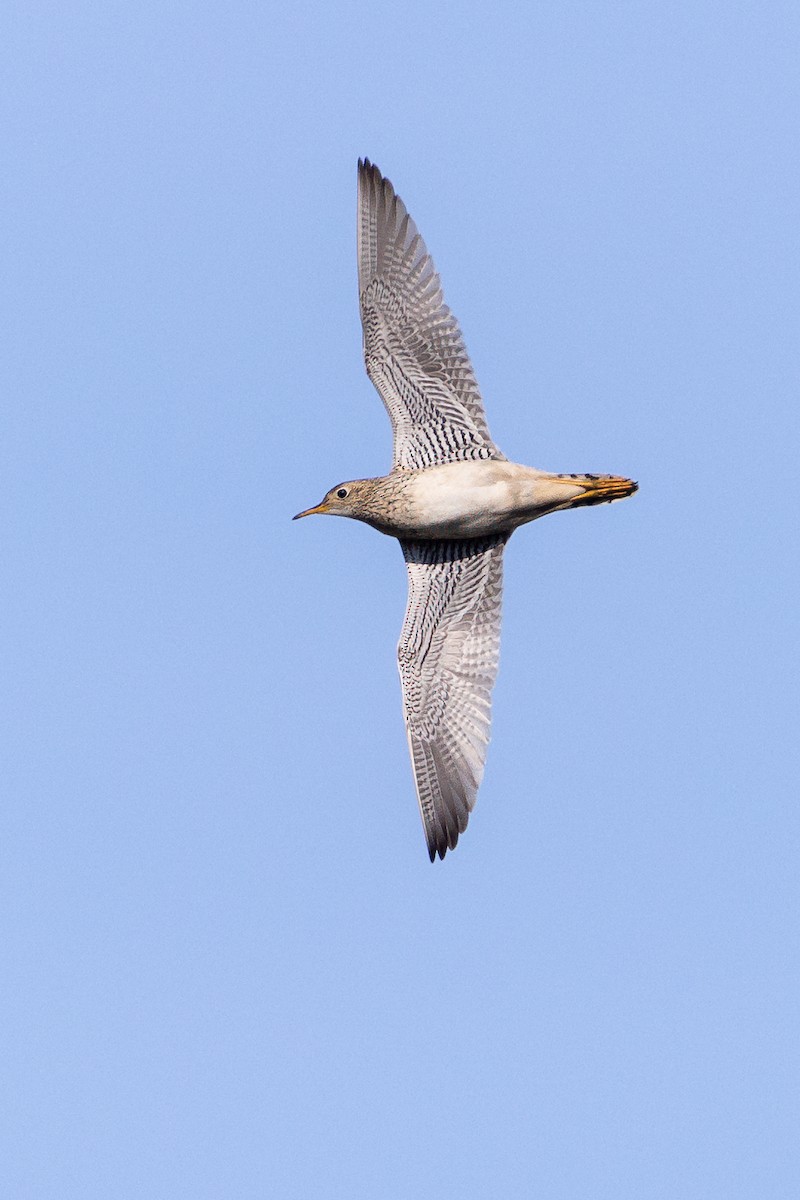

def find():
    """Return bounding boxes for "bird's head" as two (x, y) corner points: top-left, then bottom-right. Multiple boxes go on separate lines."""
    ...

(293, 480), (370, 522)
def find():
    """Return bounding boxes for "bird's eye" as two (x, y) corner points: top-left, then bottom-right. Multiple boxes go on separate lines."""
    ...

(336, 488), (348, 499)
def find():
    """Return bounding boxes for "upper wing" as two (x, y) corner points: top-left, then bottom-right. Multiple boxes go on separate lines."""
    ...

(398, 536), (507, 860)
(358, 159), (505, 471)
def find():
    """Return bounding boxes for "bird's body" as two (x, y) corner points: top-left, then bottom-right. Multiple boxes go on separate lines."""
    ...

(295, 160), (637, 860)
(306, 460), (634, 540)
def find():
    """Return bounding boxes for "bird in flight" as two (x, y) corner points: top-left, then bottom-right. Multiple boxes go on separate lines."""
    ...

(295, 160), (637, 861)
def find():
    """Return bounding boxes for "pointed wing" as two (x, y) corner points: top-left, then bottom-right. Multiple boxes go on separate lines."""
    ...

(358, 159), (505, 471)
(398, 536), (507, 860)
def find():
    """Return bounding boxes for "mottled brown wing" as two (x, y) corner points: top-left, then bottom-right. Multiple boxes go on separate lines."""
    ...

(358, 159), (505, 471)
(398, 536), (507, 860)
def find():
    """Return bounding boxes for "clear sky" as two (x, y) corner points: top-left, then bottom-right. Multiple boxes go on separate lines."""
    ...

(3, 1), (798, 1196)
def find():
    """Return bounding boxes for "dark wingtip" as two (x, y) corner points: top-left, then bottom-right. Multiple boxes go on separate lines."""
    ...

(431, 835), (455, 862)
(426, 833), (445, 863)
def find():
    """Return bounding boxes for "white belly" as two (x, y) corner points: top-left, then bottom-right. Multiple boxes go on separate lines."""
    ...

(399, 460), (561, 538)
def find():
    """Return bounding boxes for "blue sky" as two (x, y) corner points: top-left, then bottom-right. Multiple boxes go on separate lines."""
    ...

(2, 1), (798, 1196)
